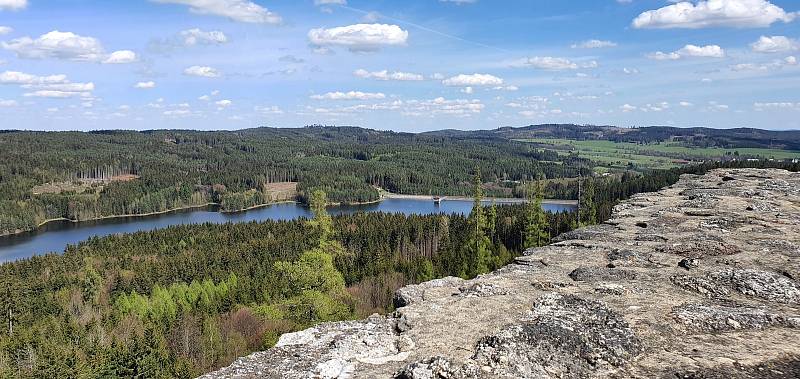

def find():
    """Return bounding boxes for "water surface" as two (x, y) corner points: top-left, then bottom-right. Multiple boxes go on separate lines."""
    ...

(0, 198), (574, 262)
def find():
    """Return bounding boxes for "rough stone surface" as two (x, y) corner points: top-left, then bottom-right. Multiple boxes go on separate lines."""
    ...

(201, 169), (800, 379)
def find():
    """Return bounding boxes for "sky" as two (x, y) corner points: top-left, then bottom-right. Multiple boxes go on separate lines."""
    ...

(0, 0), (799, 132)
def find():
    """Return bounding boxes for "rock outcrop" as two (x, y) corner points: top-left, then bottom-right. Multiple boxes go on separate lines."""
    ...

(202, 168), (800, 378)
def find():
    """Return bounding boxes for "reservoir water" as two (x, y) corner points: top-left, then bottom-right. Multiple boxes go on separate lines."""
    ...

(0, 198), (575, 263)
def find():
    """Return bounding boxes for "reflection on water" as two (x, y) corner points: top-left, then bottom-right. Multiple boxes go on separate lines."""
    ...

(0, 198), (574, 262)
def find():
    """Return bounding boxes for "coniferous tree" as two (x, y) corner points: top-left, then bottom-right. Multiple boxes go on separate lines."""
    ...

(578, 178), (597, 227)
(465, 169), (492, 276)
(524, 179), (550, 249)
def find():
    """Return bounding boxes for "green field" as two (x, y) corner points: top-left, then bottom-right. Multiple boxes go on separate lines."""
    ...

(517, 138), (800, 171)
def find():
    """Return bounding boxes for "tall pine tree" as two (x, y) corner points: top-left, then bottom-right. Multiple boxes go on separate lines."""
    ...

(464, 169), (493, 277)
(524, 178), (550, 249)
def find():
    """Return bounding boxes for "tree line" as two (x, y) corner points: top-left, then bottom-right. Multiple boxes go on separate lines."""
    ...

(0, 127), (593, 235)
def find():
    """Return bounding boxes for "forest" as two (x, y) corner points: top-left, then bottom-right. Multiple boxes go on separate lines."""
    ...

(0, 126), (593, 236)
(0, 158), (796, 377)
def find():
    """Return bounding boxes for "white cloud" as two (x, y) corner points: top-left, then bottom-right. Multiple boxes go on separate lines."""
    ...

(730, 55), (798, 71)
(750, 36), (799, 53)
(24, 90), (91, 98)
(183, 65), (220, 78)
(181, 28), (228, 46)
(311, 91), (386, 100)
(571, 39), (617, 49)
(632, 0), (796, 29)
(1, 70), (94, 102)
(461, 86), (473, 94)
(308, 24), (408, 52)
(0, 70), (67, 85)
(134, 81), (156, 89)
(515, 56), (585, 70)
(152, 0), (281, 24)
(103, 50), (137, 64)
(215, 99), (232, 109)
(0, 99), (18, 107)
(404, 97), (484, 116)
(442, 73), (503, 86)
(0, 0), (26, 11)
(354, 69), (424, 81)
(647, 44), (725, 60)
(255, 105), (284, 114)
(22, 82), (94, 92)
(680, 101), (694, 107)
(623, 67), (640, 75)
(620, 104), (637, 112)
(0, 26), (12, 35)
(754, 101), (799, 110)
(494, 85), (519, 91)
(2, 31), (137, 64)
(314, 0), (346, 4)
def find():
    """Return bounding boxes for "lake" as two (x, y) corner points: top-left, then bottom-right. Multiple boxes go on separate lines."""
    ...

(0, 198), (575, 263)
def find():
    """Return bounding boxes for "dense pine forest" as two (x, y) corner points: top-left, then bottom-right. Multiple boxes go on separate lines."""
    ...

(0, 127), (593, 236)
(0, 157), (796, 377)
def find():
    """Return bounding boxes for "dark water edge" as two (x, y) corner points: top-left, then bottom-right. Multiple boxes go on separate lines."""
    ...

(0, 199), (575, 263)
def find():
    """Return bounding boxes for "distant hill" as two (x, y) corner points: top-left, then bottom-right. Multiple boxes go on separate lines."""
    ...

(422, 124), (800, 151)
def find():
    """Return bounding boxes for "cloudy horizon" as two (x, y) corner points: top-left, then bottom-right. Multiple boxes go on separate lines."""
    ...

(1, 0), (799, 131)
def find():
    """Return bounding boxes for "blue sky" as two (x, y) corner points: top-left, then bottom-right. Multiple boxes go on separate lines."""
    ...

(0, 0), (799, 131)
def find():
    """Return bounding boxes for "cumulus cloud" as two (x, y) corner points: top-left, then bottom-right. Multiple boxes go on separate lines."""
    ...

(152, 0), (281, 24)
(0, 0), (26, 11)
(183, 65), (220, 78)
(0, 70), (94, 99)
(103, 50), (137, 64)
(632, 0), (797, 29)
(308, 24), (408, 52)
(215, 99), (232, 109)
(0, 26), (12, 35)
(0, 99), (17, 107)
(181, 28), (228, 46)
(442, 73), (503, 86)
(647, 44), (726, 60)
(750, 36), (799, 53)
(571, 39), (617, 49)
(404, 97), (484, 116)
(2, 31), (137, 64)
(134, 81), (156, 89)
(0, 70), (67, 85)
(310, 91), (386, 100)
(354, 69), (424, 81)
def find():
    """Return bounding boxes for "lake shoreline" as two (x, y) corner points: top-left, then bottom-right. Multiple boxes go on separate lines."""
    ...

(381, 192), (578, 206)
(2, 193), (576, 238)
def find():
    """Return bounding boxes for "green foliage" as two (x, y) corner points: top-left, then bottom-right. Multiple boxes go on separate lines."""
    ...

(115, 275), (238, 324)
(272, 249), (346, 300)
(465, 170), (493, 277)
(1, 158), (789, 377)
(578, 177), (597, 227)
(0, 127), (591, 235)
(524, 179), (550, 249)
